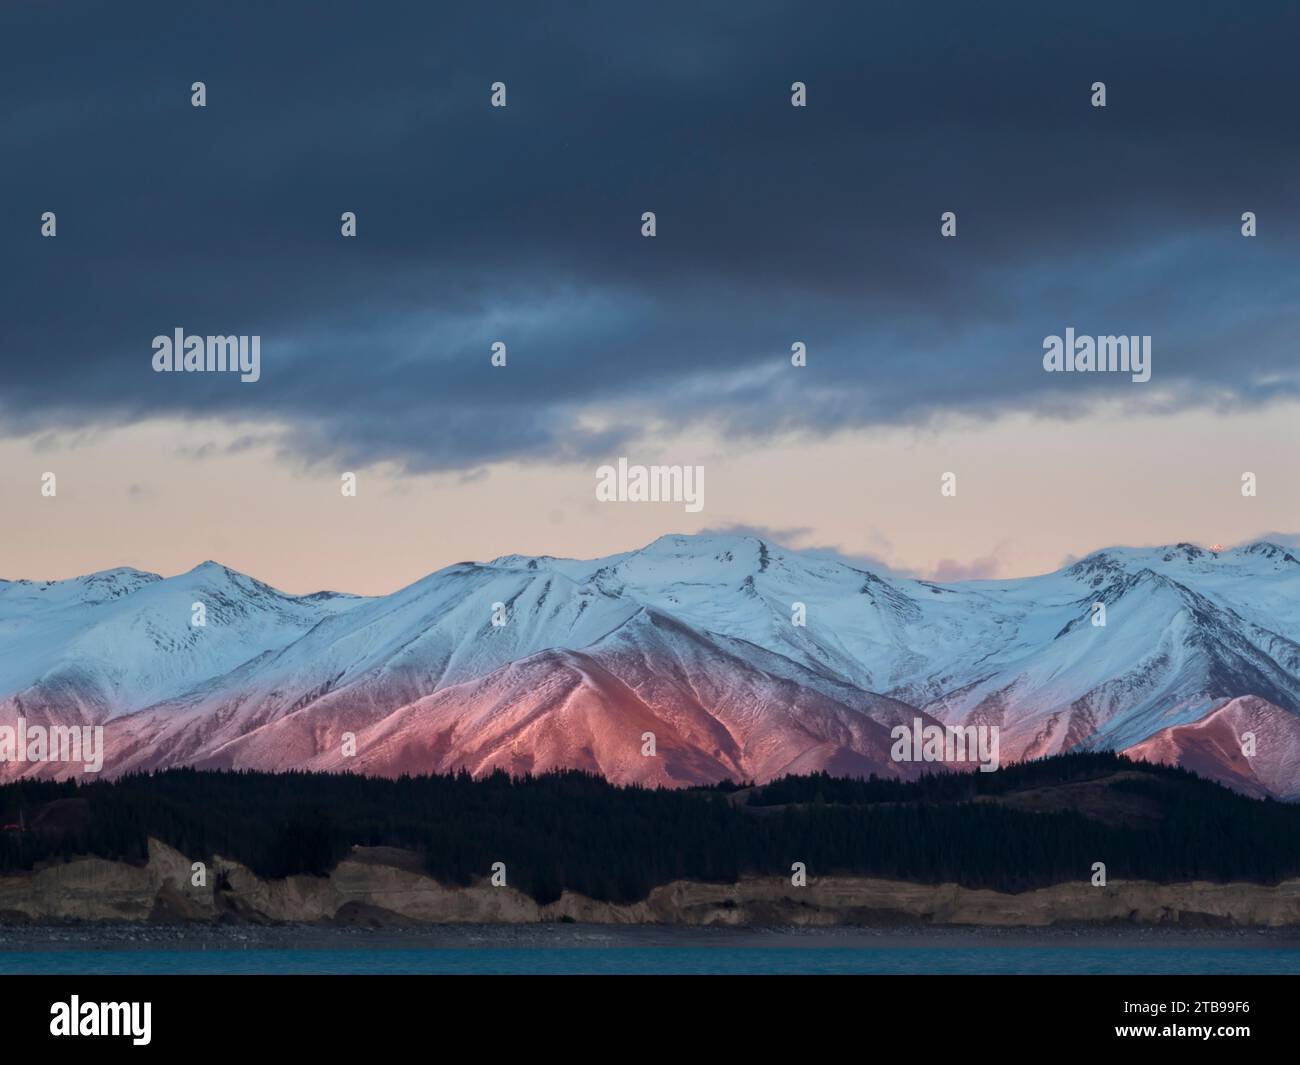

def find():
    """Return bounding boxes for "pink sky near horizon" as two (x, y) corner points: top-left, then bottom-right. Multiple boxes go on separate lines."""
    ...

(1, 400), (1297, 597)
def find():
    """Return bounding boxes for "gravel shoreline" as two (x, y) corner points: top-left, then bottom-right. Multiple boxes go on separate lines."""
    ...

(2, 922), (1298, 953)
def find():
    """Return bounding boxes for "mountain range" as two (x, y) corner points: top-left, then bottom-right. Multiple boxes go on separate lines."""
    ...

(3, 534), (1299, 799)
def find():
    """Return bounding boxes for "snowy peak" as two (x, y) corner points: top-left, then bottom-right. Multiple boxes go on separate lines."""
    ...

(1067, 540), (1300, 580)
(0, 562), (368, 722)
(0, 566), (162, 609)
(5, 532), (1300, 799)
(1228, 541), (1300, 567)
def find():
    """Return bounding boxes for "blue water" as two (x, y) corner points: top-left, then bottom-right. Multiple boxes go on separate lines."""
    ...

(3, 947), (1298, 974)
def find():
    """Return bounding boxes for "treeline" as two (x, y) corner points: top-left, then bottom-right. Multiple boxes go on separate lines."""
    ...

(750, 750), (1209, 804)
(1, 754), (1297, 904)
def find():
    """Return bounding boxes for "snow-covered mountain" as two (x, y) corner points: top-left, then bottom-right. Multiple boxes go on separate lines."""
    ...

(0, 563), (361, 725)
(3, 534), (1299, 797)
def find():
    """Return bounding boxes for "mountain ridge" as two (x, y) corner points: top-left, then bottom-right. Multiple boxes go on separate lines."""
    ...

(3, 534), (1299, 798)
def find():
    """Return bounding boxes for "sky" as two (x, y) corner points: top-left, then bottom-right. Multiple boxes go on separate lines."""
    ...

(1, 0), (1298, 595)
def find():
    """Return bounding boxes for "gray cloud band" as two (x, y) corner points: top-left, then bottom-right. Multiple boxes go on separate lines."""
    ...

(2, 1), (1298, 472)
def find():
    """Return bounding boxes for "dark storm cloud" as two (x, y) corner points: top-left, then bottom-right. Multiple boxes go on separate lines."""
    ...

(2, 0), (1298, 470)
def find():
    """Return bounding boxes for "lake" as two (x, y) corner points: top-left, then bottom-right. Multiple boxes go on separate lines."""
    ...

(3, 945), (1299, 975)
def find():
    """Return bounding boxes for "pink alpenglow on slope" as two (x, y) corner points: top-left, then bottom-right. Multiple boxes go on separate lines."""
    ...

(3, 535), (1300, 798)
(1124, 696), (1300, 802)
